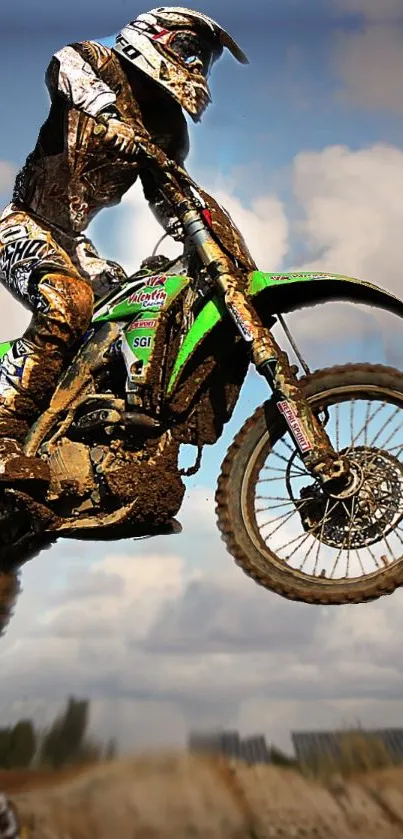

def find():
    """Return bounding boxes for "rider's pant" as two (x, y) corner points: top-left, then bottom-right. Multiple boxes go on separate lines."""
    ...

(0, 208), (94, 442)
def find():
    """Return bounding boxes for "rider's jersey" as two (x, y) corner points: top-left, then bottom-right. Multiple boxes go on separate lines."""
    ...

(12, 41), (190, 236)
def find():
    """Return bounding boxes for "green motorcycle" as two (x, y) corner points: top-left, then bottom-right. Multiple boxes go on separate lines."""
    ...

(1, 137), (403, 609)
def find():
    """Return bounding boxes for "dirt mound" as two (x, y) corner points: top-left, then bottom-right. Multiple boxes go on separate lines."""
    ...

(5, 752), (403, 838)
(0, 765), (95, 794)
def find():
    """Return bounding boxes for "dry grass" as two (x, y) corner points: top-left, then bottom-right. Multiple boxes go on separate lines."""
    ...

(3, 749), (403, 838)
(300, 731), (398, 781)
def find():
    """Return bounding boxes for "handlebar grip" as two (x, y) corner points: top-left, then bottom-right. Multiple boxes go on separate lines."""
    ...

(92, 123), (157, 161)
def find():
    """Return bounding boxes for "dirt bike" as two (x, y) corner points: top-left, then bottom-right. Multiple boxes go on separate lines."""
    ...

(1, 132), (403, 623)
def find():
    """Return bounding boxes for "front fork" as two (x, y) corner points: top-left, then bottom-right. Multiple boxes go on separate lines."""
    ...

(183, 211), (351, 491)
(222, 276), (350, 489)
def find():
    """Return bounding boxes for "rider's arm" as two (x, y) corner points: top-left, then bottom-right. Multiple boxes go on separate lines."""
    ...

(45, 41), (118, 117)
(140, 128), (190, 241)
(45, 41), (136, 153)
(141, 141), (256, 269)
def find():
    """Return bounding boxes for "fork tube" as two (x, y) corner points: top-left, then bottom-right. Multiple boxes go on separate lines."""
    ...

(182, 210), (350, 486)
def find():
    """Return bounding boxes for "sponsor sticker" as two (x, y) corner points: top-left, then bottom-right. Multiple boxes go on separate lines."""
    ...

(276, 400), (313, 453)
(0, 223), (29, 244)
(0, 238), (65, 276)
(132, 336), (153, 349)
(227, 303), (254, 342)
(142, 274), (166, 287)
(128, 287), (167, 309)
(304, 273), (335, 279)
(130, 317), (158, 330)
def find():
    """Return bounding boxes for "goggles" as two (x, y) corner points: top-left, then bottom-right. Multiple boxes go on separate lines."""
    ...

(167, 30), (216, 76)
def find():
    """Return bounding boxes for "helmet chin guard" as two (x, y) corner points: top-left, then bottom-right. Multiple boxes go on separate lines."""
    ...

(113, 6), (248, 121)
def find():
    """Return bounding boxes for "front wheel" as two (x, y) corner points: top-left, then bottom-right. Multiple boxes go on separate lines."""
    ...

(216, 364), (403, 605)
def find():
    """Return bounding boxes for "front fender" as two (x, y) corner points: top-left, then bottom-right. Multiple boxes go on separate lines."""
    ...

(249, 270), (403, 318)
(167, 268), (403, 396)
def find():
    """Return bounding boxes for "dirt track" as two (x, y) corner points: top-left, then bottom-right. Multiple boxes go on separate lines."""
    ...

(4, 753), (403, 838)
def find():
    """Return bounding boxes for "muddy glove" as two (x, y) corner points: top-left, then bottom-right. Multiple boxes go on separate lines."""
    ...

(96, 108), (137, 155)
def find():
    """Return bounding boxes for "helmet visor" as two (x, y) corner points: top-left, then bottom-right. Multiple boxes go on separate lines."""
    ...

(167, 31), (218, 76)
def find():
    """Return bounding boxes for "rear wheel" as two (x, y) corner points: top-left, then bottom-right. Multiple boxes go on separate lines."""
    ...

(216, 364), (403, 605)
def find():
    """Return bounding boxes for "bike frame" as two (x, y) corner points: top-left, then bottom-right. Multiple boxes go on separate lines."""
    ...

(0, 267), (402, 487)
(2, 133), (403, 491)
(88, 258), (403, 488)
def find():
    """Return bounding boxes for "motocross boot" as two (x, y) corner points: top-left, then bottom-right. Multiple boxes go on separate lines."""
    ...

(0, 272), (94, 483)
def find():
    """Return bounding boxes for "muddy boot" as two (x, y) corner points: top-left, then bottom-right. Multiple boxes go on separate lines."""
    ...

(0, 274), (94, 484)
(0, 438), (50, 484)
(0, 271), (94, 485)
(0, 341), (53, 484)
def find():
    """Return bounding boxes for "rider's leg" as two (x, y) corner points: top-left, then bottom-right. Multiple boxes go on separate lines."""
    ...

(0, 209), (94, 482)
(0, 272), (94, 481)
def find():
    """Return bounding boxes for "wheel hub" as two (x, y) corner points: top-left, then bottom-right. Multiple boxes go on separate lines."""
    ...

(295, 446), (403, 550)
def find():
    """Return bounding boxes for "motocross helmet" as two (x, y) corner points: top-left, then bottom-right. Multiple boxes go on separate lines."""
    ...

(113, 6), (249, 121)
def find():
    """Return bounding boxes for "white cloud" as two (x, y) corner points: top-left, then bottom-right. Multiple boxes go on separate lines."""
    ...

(287, 142), (403, 349)
(0, 159), (30, 340)
(332, 25), (403, 113)
(116, 185), (183, 275)
(0, 289), (30, 341)
(116, 170), (288, 275)
(2, 484), (403, 755)
(0, 161), (16, 194)
(208, 189), (288, 270)
(292, 143), (403, 287)
(194, 163), (289, 270)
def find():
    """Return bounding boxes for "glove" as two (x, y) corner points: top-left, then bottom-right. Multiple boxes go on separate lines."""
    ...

(96, 108), (137, 155)
(102, 119), (137, 155)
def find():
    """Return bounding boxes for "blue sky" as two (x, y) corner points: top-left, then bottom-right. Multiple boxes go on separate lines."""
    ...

(1, 0), (403, 755)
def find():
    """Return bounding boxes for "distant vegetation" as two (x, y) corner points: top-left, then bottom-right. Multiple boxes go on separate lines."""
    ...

(300, 729), (401, 780)
(0, 696), (117, 770)
(1, 703), (401, 781)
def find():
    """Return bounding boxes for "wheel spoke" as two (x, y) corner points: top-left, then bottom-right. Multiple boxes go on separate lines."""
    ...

(350, 398), (355, 448)
(363, 400), (371, 447)
(298, 536), (318, 572)
(261, 508), (298, 538)
(377, 418), (403, 451)
(354, 549), (366, 577)
(335, 403), (340, 450)
(349, 401), (387, 450)
(330, 542), (345, 578)
(365, 543), (381, 570)
(369, 407), (401, 447)
(239, 380), (403, 596)
(283, 531), (312, 560)
(259, 473), (305, 483)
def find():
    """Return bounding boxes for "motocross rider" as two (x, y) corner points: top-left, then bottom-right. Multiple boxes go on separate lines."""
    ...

(0, 793), (21, 839)
(0, 6), (248, 483)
